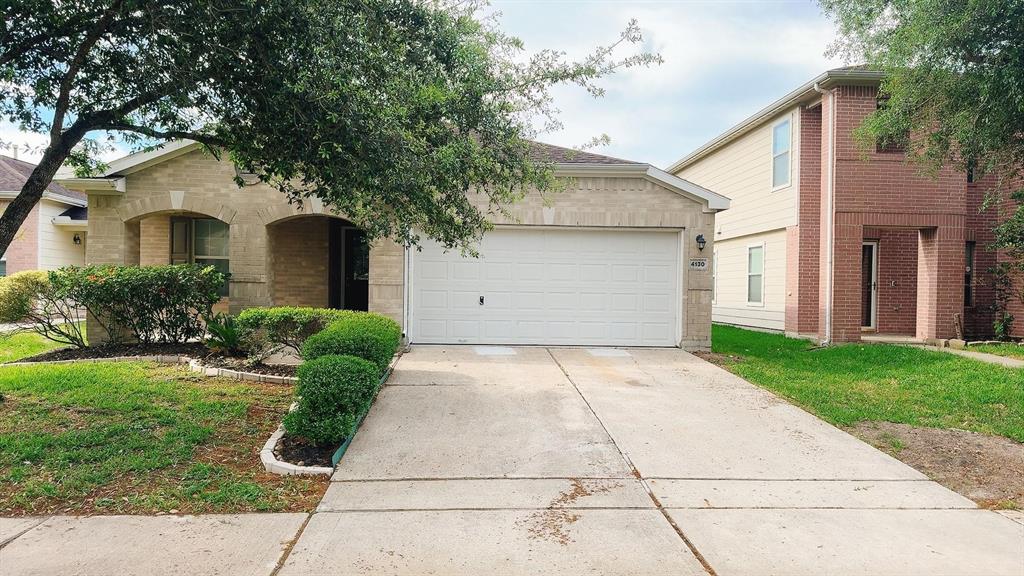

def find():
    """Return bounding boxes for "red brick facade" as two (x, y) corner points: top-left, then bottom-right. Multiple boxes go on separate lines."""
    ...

(0, 200), (39, 274)
(793, 83), (995, 343)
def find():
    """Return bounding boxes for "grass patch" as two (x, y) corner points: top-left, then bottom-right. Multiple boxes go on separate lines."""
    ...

(709, 324), (1024, 442)
(0, 361), (326, 516)
(0, 331), (70, 363)
(969, 343), (1024, 361)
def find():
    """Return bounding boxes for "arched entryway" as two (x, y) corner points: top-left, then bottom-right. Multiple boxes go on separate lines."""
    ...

(266, 215), (369, 311)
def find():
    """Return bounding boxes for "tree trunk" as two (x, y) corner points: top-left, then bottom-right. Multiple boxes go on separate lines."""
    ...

(0, 127), (88, 257)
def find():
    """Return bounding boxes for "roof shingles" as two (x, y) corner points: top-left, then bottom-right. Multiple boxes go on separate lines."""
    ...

(0, 154), (85, 201)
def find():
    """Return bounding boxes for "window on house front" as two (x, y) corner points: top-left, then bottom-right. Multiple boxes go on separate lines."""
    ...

(966, 159), (977, 184)
(712, 250), (718, 304)
(964, 241), (975, 307)
(170, 217), (230, 296)
(747, 245), (764, 305)
(772, 119), (791, 188)
(0, 254), (6, 277)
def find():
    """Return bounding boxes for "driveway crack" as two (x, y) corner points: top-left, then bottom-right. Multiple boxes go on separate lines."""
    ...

(545, 348), (718, 576)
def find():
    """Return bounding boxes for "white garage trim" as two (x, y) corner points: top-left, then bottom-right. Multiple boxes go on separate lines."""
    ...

(407, 226), (684, 347)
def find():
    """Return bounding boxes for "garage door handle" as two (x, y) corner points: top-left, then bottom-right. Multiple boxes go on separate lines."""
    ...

(479, 296), (485, 306)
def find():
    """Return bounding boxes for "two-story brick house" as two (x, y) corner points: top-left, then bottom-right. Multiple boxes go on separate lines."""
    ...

(668, 67), (998, 344)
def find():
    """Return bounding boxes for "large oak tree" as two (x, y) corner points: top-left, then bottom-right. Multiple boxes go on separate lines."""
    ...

(0, 0), (659, 255)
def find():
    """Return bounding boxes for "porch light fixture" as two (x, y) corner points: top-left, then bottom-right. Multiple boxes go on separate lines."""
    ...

(695, 234), (706, 252)
(73, 234), (82, 245)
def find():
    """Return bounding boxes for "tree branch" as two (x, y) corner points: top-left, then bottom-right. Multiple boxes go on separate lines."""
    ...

(49, 0), (125, 143)
(101, 122), (228, 148)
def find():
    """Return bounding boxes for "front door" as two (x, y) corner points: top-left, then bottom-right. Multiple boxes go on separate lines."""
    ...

(328, 220), (370, 311)
(861, 241), (878, 330)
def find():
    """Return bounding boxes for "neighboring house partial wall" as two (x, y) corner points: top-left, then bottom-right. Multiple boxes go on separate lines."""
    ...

(0, 200), (39, 274)
(676, 107), (800, 333)
(37, 199), (86, 269)
(711, 229), (787, 331)
(787, 105), (821, 337)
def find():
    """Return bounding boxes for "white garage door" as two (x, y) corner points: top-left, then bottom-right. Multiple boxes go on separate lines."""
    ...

(410, 228), (681, 346)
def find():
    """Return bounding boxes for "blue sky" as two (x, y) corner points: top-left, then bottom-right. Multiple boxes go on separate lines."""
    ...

(2, 0), (844, 169)
(489, 0), (844, 167)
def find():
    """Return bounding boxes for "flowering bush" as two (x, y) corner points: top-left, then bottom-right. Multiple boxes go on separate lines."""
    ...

(58, 264), (227, 344)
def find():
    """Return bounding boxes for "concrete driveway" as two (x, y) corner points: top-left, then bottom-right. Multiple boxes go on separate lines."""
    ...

(279, 346), (1024, 576)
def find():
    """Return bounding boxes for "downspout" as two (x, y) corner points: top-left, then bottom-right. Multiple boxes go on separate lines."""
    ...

(814, 82), (835, 344)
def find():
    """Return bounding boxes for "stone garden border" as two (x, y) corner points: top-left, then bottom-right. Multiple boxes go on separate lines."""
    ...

(2, 355), (297, 384)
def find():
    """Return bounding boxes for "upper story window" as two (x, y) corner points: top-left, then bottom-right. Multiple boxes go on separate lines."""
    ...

(170, 217), (230, 296)
(772, 119), (791, 189)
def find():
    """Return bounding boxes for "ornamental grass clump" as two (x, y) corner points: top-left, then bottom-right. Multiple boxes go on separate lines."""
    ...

(283, 354), (380, 446)
(301, 312), (401, 374)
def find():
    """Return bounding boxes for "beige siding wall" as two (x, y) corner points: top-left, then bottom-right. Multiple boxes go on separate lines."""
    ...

(711, 229), (787, 331)
(676, 107), (800, 240)
(36, 199), (86, 269)
(677, 106), (801, 332)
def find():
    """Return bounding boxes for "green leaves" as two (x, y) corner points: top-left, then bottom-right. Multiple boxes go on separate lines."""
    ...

(1, 0), (659, 255)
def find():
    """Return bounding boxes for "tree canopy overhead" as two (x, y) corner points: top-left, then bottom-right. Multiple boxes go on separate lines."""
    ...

(0, 0), (660, 255)
(820, 0), (1024, 232)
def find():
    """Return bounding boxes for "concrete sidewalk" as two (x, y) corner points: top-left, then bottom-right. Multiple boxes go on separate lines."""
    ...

(2, 345), (1021, 575)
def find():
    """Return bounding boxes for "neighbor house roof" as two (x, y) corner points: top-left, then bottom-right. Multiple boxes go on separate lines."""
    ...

(0, 154), (87, 205)
(58, 139), (730, 211)
(666, 67), (885, 173)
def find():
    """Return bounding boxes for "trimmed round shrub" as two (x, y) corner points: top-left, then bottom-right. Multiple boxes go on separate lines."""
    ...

(235, 307), (353, 355)
(283, 354), (380, 446)
(301, 312), (401, 374)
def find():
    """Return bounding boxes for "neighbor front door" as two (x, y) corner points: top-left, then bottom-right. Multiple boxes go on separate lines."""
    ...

(861, 241), (878, 330)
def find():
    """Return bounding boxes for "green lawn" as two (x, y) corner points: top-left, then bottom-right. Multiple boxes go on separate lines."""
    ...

(710, 324), (1024, 442)
(969, 343), (1024, 361)
(0, 331), (69, 363)
(0, 362), (325, 516)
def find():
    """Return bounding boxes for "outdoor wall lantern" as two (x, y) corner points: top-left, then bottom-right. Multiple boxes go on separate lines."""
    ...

(695, 234), (707, 252)
(73, 234), (82, 246)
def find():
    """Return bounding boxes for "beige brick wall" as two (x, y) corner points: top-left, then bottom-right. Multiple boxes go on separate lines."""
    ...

(139, 215), (169, 266)
(78, 148), (717, 347)
(269, 216), (329, 307)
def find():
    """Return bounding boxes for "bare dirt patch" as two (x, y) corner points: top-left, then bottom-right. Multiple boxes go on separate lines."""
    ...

(692, 350), (740, 367)
(847, 421), (1023, 509)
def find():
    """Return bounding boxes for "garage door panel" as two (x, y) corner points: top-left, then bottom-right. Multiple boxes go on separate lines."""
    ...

(411, 228), (680, 346)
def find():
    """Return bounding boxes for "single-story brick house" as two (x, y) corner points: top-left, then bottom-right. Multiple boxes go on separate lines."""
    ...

(667, 66), (1000, 344)
(57, 141), (729, 349)
(1, 154), (89, 277)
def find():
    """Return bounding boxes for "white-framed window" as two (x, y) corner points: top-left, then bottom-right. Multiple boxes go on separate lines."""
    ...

(747, 243), (765, 306)
(711, 249), (718, 304)
(170, 217), (230, 296)
(772, 118), (792, 189)
(0, 253), (6, 277)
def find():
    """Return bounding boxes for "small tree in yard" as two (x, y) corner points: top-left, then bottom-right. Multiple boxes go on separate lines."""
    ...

(820, 0), (1024, 336)
(0, 0), (660, 257)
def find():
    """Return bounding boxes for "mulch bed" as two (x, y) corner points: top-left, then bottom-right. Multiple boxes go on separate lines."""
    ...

(16, 342), (208, 363)
(201, 356), (298, 377)
(274, 434), (337, 468)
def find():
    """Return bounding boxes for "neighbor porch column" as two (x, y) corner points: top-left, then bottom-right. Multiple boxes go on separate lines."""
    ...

(368, 239), (406, 332)
(916, 222), (965, 342)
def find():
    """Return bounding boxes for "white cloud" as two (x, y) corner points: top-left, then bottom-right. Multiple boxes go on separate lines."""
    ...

(0, 122), (130, 165)
(488, 0), (844, 166)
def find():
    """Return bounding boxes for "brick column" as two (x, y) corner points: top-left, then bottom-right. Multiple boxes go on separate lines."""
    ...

(916, 224), (965, 342)
(830, 218), (864, 342)
(228, 221), (271, 314)
(369, 239), (406, 330)
(84, 194), (133, 342)
(683, 214), (715, 350)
